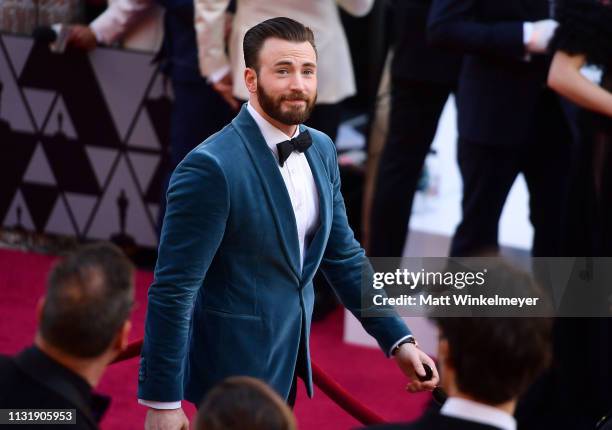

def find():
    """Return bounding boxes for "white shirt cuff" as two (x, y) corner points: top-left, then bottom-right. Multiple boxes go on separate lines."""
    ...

(208, 64), (231, 84)
(89, 25), (104, 44)
(388, 335), (414, 357)
(138, 399), (182, 409)
(523, 22), (534, 46)
(522, 22), (534, 61)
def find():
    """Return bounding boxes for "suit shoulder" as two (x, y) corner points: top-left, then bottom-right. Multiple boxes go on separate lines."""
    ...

(186, 124), (242, 164)
(305, 126), (337, 163)
(177, 125), (241, 174)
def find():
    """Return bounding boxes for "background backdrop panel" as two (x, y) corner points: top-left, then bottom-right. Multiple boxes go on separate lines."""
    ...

(0, 33), (171, 249)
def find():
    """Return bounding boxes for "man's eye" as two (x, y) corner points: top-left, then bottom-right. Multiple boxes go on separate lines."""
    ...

(277, 69), (289, 75)
(303, 69), (314, 75)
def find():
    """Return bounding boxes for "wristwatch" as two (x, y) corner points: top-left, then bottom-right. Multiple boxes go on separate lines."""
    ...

(392, 337), (417, 356)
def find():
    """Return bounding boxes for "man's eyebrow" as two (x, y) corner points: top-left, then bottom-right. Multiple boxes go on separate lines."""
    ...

(272, 60), (317, 68)
(273, 60), (294, 67)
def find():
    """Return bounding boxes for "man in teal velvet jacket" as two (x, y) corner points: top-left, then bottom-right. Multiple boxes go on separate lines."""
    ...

(138, 17), (439, 429)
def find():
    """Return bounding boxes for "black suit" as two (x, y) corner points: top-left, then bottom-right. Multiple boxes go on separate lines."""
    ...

(0, 347), (110, 430)
(369, 0), (462, 257)
(363, 409), (504, 430)
(427, 0), (573, 257)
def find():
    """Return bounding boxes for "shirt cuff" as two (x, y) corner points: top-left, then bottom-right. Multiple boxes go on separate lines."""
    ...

(89, 25), (104, 44)
(208, 64), (231, 84)
(89, 18), (114, 45)
(388, 335), (414, 357)
(523, 22), (534, 46)
(138, 399), (182, 409)
(522, 22), (534, 61)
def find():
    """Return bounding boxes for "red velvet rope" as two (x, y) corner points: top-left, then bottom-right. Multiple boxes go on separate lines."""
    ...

(112, 339), (386, 425)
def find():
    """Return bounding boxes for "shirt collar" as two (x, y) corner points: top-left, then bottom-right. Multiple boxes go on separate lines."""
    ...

(441, 397), (517, 430)
(246, 102), (300, 156)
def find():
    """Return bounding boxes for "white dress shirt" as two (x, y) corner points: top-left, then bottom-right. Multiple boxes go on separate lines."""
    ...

(139, 102), (320, 409)
(441, 397), (517, 430)
(246, 103), (320, 268)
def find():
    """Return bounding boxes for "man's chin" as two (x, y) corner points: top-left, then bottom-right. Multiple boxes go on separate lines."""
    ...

(282, 106), (306, 116)
(282, 99), (307, 108)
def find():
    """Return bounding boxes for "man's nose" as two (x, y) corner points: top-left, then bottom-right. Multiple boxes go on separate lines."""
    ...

(288, 73), (306, 91)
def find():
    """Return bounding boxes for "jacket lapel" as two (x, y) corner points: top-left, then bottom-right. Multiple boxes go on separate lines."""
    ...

(232, 106), (301, 279)
(301, 128), (332, 284)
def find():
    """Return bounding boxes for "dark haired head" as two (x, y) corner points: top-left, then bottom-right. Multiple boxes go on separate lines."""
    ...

(197, 376), (296, 430)
(435, 317), (551, 405)
(243, 17), (317, 72)
(40, 242), (134, 358)
(433, 264), (552, 405)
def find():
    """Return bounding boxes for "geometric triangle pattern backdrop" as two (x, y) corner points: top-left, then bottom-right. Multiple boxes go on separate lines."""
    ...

(0, 33), (171, 248)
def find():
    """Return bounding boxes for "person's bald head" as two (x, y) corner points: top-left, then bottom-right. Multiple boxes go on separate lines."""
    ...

(40, 242), (134, 358)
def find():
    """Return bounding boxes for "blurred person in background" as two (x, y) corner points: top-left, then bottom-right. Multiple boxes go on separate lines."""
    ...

(368, 0), (462, 258)
(365, 316), (552, 430)
(194, 0), (374, 141)
(363, 263), (553, 430)
(548, 0), (612, 254)
(0, 242), (134, 430)
(0, 0), (84, 35)
(545, 1), (612, 427)
(196, 376), (296, 430)
(65, 0), (236, 231)
(428, 0), (574, 258)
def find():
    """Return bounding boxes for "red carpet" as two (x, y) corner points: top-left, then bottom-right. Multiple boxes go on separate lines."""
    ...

(0, 248), (429, 429)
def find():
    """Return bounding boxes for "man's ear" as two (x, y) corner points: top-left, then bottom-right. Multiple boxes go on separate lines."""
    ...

(438, 338), (451, 369)
(244, 67), (257, 94)
(115, 320), (132, 352)
(36, 296), (46, 325)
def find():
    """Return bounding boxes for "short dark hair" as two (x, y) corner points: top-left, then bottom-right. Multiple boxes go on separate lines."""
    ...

(197, 376), (296, 430)
(243, 17), (317, 72)
(40, 242), (134, 358)
(433, 265), (552, 405)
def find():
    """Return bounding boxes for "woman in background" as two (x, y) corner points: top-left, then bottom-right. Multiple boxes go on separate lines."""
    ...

(546, 3), (612, 428)
(548, 0), (612, 255)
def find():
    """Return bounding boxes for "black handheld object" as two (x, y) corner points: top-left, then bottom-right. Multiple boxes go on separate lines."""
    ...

(419, 363), (448, 406)
(417, 363), (434, 382)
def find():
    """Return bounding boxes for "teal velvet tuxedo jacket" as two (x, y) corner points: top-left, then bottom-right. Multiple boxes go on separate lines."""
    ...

(137, 105), (411, 405)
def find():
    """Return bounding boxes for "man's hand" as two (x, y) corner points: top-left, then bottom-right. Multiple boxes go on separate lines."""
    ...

(213, 72), (240, 110)
(526, 19), (559, 54)
(144, 408), (189, 430)
(67, 25), (97, 51)
(394, 343), (440, 392)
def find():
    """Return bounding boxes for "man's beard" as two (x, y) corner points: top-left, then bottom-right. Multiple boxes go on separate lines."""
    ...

(257, 84), (317, 126)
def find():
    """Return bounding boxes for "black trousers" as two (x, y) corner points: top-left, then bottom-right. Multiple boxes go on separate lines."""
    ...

(450, 90), (572, 257)
(369, 78), (455, 257)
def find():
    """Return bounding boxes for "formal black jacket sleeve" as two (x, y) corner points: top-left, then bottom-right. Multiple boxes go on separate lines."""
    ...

(427, 0), (526, 60)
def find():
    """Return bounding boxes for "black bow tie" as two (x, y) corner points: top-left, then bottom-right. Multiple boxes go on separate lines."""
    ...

(276, 130), (312, 167)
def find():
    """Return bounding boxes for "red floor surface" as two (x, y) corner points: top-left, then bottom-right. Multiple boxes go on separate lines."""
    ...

(0, 248), (429, 429)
